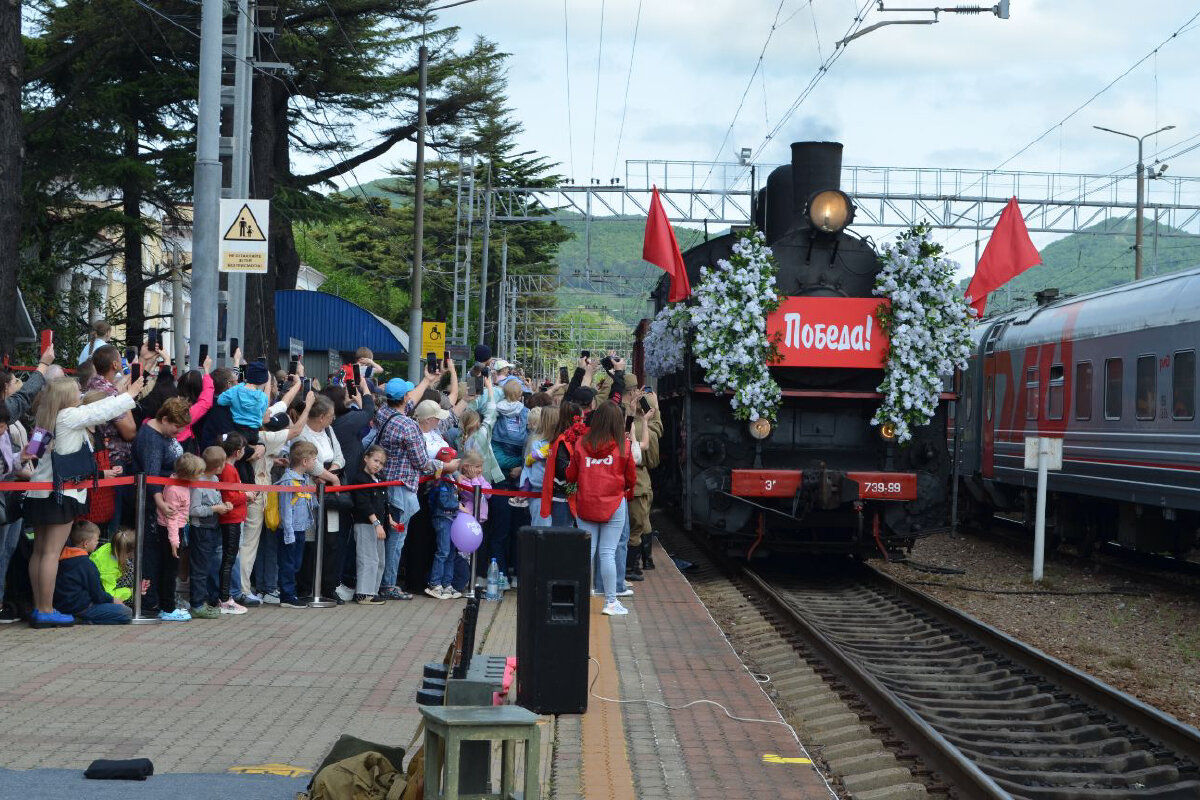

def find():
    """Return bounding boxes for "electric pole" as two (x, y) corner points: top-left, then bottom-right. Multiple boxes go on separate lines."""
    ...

(190, 0), (224, 370)
(1093, 123), (1175, 281)
(407, 44), (429, 383)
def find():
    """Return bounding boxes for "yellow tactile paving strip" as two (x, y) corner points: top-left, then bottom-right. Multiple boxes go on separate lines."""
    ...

(579, 596), (637, 800)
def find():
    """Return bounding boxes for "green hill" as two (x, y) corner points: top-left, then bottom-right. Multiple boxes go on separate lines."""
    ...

(977, 219), (1200, 314)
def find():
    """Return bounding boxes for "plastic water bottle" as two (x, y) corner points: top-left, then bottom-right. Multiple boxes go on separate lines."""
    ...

(485, 559), (500, 601)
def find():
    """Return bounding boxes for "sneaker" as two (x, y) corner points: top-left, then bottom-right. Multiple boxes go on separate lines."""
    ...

(334, 583), (354, 602)
(616, 588), (635, 598)
(262, 591), (281, 605)
(424, 585), (446, 600)
(354, 594), (384, 605)
(158, 608), (191, 622)
(602, 600), (629, 616)
(0, 603), (18, 624)
(219, 599), (248, 615)
(29, 608), (75, 628)
(279, 597), (307, 609)
(240, 592), (263, 607)
(191, 605), (220, 620)
(444, 587), (463, 599)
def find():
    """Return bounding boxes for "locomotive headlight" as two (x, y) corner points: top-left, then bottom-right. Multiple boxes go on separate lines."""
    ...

(749, 417), (772, 440)
(879, 422), (897, 441)
(806, 189), (855, 234)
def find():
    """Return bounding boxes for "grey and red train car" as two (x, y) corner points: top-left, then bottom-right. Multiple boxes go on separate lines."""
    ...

(954, 268), (1200, 555)
(646, 142), (952, 559)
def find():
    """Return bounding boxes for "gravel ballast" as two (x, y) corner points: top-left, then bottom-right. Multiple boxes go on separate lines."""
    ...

(875, 530), (1200, 725)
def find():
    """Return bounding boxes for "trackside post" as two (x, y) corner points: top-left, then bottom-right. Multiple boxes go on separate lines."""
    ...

(1024, 436), (1063, 582)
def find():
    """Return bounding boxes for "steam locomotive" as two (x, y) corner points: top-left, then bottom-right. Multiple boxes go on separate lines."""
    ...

(644, 141), (952, 558)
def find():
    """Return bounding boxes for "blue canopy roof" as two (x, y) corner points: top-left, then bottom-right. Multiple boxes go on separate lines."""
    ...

(275, 290), (409, 359)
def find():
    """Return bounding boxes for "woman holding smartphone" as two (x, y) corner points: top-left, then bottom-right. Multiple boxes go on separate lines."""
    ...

(24, 370), (144, 628)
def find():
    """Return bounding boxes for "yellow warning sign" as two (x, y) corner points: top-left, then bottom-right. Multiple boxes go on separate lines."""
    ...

(223, 204), (266, 241)
(421, 321), (446, 357)
(762, 753), (813, 765)
(228, 763), (312, 777)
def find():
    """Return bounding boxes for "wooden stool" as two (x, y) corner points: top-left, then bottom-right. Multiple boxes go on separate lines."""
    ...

(421, 705), (541, 800)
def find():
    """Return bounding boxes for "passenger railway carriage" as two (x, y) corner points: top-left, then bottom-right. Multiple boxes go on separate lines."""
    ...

(954, 268), (1200, 555)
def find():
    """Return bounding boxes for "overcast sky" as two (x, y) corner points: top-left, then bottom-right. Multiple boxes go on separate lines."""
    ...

(332, 0), (1200, 265)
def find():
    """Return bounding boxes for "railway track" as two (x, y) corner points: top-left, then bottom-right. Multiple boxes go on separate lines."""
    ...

(661, 518), (1200, 798)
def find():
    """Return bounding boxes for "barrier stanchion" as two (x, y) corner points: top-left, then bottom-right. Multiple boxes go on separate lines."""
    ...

(130, 473), (160, 625)
(309, 483), (335, 608)
(471, 484), (484, 598)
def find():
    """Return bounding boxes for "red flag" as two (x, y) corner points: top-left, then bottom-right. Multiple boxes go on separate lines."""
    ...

(964, 197), (1042, 317)
(643, 186), (691, 302)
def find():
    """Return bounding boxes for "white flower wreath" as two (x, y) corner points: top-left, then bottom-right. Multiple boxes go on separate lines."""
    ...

(691, 230), (782, 422)
(644, 304), (691, 378)
(872, 224), (974, 443)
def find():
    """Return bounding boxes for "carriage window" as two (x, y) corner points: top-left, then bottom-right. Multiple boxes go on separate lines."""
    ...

(1047, 365), (1064, 420)
(1135, 356), (1156, 420)
(1025, 368), (1039, 420)
(1105, 359), (1123, 420)
(1075, 361), (1093, 420)
(1174, 351), (1195, 420)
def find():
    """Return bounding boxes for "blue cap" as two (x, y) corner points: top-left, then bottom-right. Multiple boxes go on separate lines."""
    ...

(385, 377), (415, 400)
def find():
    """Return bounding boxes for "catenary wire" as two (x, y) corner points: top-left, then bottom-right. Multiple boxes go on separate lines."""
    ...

(608, 0), (643, 182)
(589, 0), (607, 182)
(562, 0), (577, 182)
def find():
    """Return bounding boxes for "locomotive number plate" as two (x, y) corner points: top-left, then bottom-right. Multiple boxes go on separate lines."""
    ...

(730, 470), (802, 497)
(848, 472), (918, 500)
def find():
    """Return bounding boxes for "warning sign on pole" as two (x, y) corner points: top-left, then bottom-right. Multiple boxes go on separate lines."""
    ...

(421, 321), (446, 357)
(220, 199), (270, 273)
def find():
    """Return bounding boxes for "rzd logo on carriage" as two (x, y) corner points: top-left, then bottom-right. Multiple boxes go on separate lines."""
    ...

(766, 297), (890, 369)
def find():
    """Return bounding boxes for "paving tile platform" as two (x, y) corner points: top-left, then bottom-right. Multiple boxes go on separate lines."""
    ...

(476, 539), (835, 800)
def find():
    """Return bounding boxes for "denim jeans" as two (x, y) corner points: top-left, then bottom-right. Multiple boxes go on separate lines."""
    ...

(549, 499), (575, 528)
(382, 486), (419, 589)
(451, 552), (471, 592)
(0, 518), (23, 601)
(189, 526), (220, 607)
(528, 497), (550, 528)
(429, 514), (455, 588)
(577, 499), (627, 604)
(78, 602), (133, 624)
(218, 523), (241, 602)
(278, 531), (306, 602)
(208, 537), (241, 601)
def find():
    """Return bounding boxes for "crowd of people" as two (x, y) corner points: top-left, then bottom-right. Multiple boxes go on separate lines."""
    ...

(0, 326), (663, 627)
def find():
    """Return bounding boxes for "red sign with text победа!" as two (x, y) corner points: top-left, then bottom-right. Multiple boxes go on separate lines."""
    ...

(766, 296), (890, 368)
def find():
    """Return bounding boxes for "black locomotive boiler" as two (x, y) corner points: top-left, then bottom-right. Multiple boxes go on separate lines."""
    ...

(646, 141), (952, 559)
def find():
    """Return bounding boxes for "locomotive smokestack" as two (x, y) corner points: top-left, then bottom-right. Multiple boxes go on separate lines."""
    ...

(790, 142), (843, 228)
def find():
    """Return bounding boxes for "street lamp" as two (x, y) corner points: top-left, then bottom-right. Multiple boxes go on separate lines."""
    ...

(1093, 123), (1174, 280)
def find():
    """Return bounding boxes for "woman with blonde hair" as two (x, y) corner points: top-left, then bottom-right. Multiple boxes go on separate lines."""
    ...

(24, 371), (144, 628)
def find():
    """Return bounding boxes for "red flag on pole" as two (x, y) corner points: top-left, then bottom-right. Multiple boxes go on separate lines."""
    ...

(643, 186), (692, 302)
(964, 197), (1042, 317)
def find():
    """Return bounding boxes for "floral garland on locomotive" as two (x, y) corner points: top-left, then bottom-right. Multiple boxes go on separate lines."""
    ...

(643, 141), (969, 559)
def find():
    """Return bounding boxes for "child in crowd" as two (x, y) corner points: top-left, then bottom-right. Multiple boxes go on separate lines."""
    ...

(151, 453), (204, 622)
(523, 407), (557, 526)
(188, 446), (232, 618)
(277, 441), (318, 609)
(216, 361), (272, 444)
(454, 450), (491, 594)
(53, 522), (132, 625)
(426, 447), (464, 600)
(217, 434), (251, 614)
(90, 528), (137, 605)
(349, 445), (389, 605)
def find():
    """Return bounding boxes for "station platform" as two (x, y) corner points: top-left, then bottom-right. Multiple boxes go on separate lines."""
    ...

(0, 539), (832, 799)
(478, 539), (834, 800)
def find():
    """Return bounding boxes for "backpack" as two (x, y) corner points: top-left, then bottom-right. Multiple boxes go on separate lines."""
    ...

(264, 490), (281, 531)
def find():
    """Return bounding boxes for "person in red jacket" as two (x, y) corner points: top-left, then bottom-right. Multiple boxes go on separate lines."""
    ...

(217, 432), (252, 614)
(565, 402), (636, 616)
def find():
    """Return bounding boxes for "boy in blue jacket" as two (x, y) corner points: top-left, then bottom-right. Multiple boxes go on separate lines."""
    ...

(277, 441), (318, 609)
(425, 448), (464, 600)
(53, 521), (132, 624)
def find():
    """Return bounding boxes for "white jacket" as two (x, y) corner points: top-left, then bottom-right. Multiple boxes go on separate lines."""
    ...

(28, 394), (136, 503)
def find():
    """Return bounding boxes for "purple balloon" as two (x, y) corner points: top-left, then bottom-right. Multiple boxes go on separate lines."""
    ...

(450, 511), (484, 554)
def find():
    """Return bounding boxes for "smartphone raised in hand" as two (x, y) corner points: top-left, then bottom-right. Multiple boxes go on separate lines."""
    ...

(146, 327), (160, 351)
(124, 346), (137, 372)
(580, 350), (590, 359)
(559, 366), (569, 384)
(288, 355), (298, 376)
(198, 343), (209, 365)
(426, 352), (438, 375)
(625, 415), (635, 433)
(130, 362), (142, 382)
(600, 355), (615, 372)
(39, 329), (53, 355)
(229, 337), (239, 359)
(352, 363), (362, 385)
(639, 396), (651, 414)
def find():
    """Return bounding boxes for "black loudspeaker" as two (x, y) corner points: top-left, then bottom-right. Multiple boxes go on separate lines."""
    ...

(516, 526), (590, 714)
